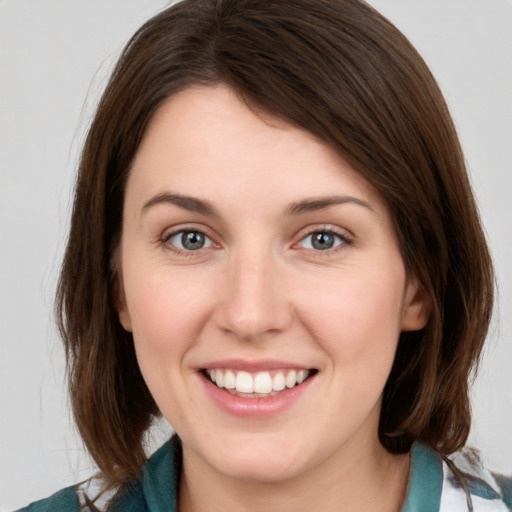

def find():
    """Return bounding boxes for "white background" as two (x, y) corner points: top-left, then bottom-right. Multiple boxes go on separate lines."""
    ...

(1, 1), (511, 509)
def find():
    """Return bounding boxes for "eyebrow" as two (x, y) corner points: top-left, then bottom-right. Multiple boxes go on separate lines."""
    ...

(142, 192), (373, 216)
(142, 192), (217, 216)
(285, 196), (374, 215)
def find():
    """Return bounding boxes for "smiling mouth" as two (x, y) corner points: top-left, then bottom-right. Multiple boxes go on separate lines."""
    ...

(202, 368), (317, 398)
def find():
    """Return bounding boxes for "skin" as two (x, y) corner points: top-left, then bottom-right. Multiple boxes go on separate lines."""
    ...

(116, 85), (431, 512)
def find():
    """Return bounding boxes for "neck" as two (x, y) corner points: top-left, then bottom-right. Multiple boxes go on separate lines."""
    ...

(178, 438), (410, 512)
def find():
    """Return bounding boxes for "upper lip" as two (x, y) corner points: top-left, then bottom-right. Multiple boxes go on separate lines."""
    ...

(198, 359), (313, 372)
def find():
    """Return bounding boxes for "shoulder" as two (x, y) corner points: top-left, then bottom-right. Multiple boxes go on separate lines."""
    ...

(13, 437), (181, 512)
(13, 485), (80, 512)
(440, 446), (512, 512)
(404, 444), (511, 512)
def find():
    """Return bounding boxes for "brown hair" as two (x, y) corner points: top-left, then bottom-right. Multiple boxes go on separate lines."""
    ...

(57, 0), (494, 491)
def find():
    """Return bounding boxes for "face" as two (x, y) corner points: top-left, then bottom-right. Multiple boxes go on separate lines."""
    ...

(117, 85), (429, 484)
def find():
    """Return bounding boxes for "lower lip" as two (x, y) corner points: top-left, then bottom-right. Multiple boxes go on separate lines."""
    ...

(200, 373), (315, 418)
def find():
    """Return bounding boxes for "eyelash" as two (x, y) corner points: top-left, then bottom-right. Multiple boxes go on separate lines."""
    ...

(160, 226), (353, 256)
(295, 227), (353, 254)
(161, 227), (215, 257)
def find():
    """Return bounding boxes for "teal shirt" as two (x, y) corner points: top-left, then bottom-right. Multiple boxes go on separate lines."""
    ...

(16, 438), (511, 512)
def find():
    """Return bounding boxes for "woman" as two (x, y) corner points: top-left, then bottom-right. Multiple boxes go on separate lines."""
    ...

(16, 0), (510, 510)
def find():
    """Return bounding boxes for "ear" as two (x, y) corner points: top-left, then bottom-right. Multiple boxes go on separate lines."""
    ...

(113, 275), (133, 332)
(401, 275), (432, 332)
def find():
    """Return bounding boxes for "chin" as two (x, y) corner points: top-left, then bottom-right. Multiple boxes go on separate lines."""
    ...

(214, 453), (306, 484)
(193, 431), (318, 484)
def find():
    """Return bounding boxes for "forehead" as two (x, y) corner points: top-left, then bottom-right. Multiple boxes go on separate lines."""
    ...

(132, 86), (378, 191)
(134, 85), (342, 171)
(126, 84), (388, 220)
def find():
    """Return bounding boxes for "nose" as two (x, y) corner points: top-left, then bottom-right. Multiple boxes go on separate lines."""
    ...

(214, 249), (293, 341)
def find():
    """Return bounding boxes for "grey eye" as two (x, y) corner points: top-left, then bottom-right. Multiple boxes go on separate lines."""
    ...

(168, 230), (213, 251)
(299, 231), (344, 251)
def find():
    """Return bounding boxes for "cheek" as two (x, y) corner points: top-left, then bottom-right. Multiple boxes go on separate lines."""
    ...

(123, 266), (213, 361)
(297, 265), (406, 375)
(122, 266), (216, 423)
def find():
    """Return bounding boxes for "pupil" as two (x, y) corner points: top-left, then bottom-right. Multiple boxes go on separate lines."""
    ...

(182, 231), (204, 250)
(312, 232), (334, 250)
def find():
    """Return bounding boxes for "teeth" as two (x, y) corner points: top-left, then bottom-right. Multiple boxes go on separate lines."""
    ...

(205, 368), (311, 394)
(215, 369), (224, 388)
(272, 372), (286, 391)
(285, 370), (297, 388)
(236, 371), (253, 393)
(297, 369), (307, 384)
(224, 369), (236, 389)
(253, 372), (272, 394)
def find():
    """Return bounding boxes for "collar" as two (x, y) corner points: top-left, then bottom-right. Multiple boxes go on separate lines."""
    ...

(134, 437), (443, 512)
(401, 443), (443, 512)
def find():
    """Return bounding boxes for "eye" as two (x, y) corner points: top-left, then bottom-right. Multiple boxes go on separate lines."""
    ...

(165, 230), (214, 251)
(298, 230), (348, 251)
